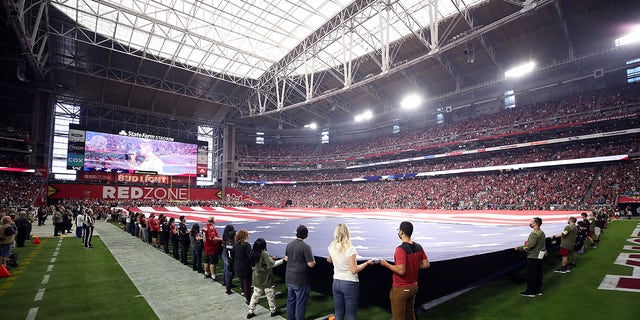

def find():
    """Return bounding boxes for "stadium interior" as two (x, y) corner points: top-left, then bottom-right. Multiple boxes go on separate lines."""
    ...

(1, 0), (640, 318)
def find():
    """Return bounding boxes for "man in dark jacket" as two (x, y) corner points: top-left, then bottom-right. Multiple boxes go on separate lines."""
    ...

(14, 212), (31, 247)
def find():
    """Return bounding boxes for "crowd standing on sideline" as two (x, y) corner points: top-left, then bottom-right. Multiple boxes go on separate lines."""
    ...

(0, 195), (619, 319)
(512, 207), (612, 298)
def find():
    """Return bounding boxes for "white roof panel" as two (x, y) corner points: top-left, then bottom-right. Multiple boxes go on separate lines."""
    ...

(52, 0), (483, 79)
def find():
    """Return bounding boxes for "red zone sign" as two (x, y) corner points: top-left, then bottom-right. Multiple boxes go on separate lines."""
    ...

(47, 183), (254, 202)
(598, 222), (640, 293)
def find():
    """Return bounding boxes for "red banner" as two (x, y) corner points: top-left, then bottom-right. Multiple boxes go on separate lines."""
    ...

(47, 183), (256, 202)
(116, 173), (170, 184)
(79, 171), (115, 182)
(79, 171), (195, 186)
(618, 195), (640, 203)
(169, 175), (194, 185)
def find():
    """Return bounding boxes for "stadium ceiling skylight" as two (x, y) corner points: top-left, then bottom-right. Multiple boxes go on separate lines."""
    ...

(354, 110), (373, 122)
(505, 61), (535, 78)
(52, 0), (483, 79)
(400, 94), (422, 110)
(615, 25), (640, 47)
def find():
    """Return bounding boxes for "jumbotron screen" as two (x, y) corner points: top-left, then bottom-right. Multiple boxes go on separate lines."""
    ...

(67, 125), (208, 177)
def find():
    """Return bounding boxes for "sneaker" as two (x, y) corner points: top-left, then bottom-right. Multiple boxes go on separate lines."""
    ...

(536, 292), (543, 296)
(225, 291), (232, 295)
(247, 313), (255, 319)
(554, 269), (567, 274)
(204, 273), (211, 279)
(270, 310), (282, 317)
(565, 268), (571, 273)
(519, 292), (536, 297)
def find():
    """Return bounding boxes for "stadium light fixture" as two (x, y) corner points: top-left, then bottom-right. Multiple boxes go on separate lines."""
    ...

(304, 122), (317, 129)
(505, 61), (535, 78)
(400, 94), (422, 110)
(354, 110), (373, 122)
(615, 25), (640, 47)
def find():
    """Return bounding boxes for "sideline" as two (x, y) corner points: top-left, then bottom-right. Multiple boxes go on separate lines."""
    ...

(94, 221), (278, 320)
(0, 240), (43, 297)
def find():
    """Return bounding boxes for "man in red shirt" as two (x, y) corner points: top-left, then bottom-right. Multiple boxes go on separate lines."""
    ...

(148, 213), (159, 248)
(380, 221), (430, 320)
(201, 217), (222, 281)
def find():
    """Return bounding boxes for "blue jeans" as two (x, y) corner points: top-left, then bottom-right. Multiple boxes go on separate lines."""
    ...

(192, 248), (203, 273)
(332, 279), (359, 320)
(221, 252), (229, 285)
(286, 283), (310, 320)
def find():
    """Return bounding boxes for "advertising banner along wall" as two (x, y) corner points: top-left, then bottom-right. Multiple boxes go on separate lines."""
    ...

(47, 183), (258, 203)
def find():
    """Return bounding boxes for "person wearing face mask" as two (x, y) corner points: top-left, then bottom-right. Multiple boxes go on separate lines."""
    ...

(379, 221), (430, 320)
(553, 217), (577, 274)
(514, 217), (547, 297)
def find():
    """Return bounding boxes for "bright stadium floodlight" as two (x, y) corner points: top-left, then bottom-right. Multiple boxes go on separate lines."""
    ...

(505, 61), (535, 78)
(615, 25), (640, 46)
(304, 122), (317, 129)
(400, 94), (422, 110)
(354, 110), (373, 122)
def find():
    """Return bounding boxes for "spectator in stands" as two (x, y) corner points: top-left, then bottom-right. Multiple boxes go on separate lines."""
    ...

(514, 217), (546, 297)
(284, 225), (316, 320)
(327, 224), (374, 320)
(553, 217), (577, 273)
(379, 221), (429, 320)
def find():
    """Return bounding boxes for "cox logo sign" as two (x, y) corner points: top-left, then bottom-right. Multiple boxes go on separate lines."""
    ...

(67, 154), (84, 168)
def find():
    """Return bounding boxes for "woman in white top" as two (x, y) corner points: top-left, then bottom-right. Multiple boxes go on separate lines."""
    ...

(327, 224), (373, 320)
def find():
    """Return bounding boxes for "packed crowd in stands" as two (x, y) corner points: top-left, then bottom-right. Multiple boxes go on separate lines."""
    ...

(238, 83), (640, 164)
(238, 114), (640, 170)
(0, 115), (32, 168)
(589, 163), (640, 205)
(0, 84), (638, 215)
(238, 163), (638, 210)
(0, 175), (44, 209)
(239, 136), (640, 182)
(231, 83), (640, 211)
